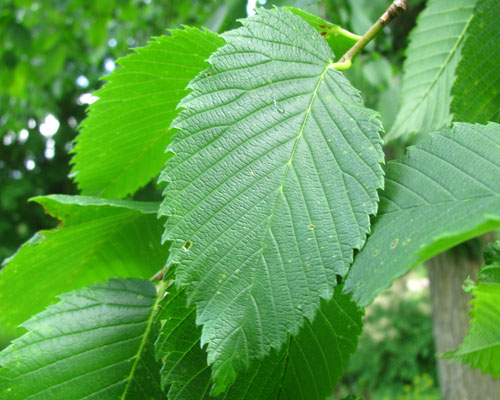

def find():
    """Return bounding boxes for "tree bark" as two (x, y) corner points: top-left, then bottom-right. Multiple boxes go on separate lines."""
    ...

(427, 238), (500, 400)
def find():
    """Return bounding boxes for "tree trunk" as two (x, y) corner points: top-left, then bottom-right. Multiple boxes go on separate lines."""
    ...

(427, 238), (500, 400)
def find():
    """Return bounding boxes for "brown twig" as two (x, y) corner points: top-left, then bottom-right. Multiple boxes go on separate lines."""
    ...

(332, 0), (408, 70)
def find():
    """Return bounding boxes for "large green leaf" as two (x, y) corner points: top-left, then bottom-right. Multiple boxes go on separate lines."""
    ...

(0, 278), (165, 399)
(443, 241), (500, 377)
(0, 195), (168, 331)
(71, 27), (225, 198)
(386, 0), (476, 143)
(155, 281), (362, 398)
(451, 0), (500, 124)
(159, 8), (383, 391)
(345, 122), (500, 306)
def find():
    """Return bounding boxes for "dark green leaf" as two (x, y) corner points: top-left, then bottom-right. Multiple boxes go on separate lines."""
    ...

(386, 0), (476, 142)
(0, 278), (165, 399)
(346, 122), (500, 306)
(451, 0), (500, 124)
(155, 283), (362, 398)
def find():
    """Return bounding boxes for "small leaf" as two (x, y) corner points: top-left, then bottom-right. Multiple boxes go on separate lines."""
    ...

(159, 8), (383, 391)
(386, 0), (476, 143)
(346, 122), (500, 306)
(0, 278), (165, 399)
(71, 27), (225, 198)
(0, 195), (168, 331)
(443, 241), (500, 377)
(451, 0), (500, 124)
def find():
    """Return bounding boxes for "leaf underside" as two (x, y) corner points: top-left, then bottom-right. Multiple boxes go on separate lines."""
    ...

(443, 242), (500, 377)
(71, 27), (225, 198)
(155, 281), (362, 399)
(451, 0), (500, 124)
(346, 122), (500, 306)
(0, 195), (168, 331)
(159, 8), (383, 391)
(386, 0), (476, 143)
(0, 278), (164, 399)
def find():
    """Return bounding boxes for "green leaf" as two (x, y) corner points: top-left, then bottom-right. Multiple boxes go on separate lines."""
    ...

(155, 283), (362, 398)
(285, 7), (361, 59)
(443, 241), (500, 377)
(0, 278), (165, 399)
(345, 122), (500, 306)
(154, 272), (210, 399)
(71, 27), (225, 198)
(159, 8), (383, 392)
(451, 0), (500, 124)
(0, 195), (168, 331)
(386, 0), (476, 143)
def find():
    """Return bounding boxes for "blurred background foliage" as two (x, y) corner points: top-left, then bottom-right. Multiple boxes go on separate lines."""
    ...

(0, 0), (438, 397)
(335, 267), (440, 400)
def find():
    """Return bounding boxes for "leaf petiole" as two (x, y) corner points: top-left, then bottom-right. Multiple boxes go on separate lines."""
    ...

(332, 0), (408, 70)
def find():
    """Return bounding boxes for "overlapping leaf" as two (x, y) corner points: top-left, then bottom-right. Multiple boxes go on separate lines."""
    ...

(155, 282), (362, 398)
(451, 0), (500, 124)
(286, 7), (361, 59)
(345, 122), (500, 306)
(0, 278), (165, 399)
(443, 241), (500, 377)
(159, 8), (383, 391)
(71, 27), (225, 198)
(0, 195), (168, 331)
(386, 0), (476, 143)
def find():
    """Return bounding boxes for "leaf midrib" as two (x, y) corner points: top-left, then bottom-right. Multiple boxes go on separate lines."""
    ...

(120, 281), (166, 399)
(404, 11), (474, 118)
(257, 62), (334, 260)
(454, 341), (500, 355)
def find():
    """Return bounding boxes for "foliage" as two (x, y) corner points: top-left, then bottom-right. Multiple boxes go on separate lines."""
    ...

(451, 0), (500, 124)
(397, 374), (440, 400)
(0, 195), (168, 333)
(345, 122), (500, 306)
(156, 279), (362, 399)
(443, 240), (500, 377)
(0, 0), (239, 132)
(159, 9), (383, 392)
(1, 0), (500, 398)
(0, 0), (243, 263)
(387, 0), (476, 143)
(0, 278), (165, 399)
(72, 28), (225, 198)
